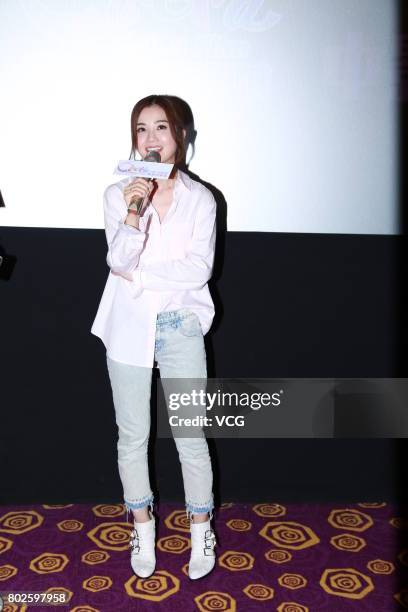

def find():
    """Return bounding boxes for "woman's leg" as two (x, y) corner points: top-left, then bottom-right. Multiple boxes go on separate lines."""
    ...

(106, 354), (154, 521)
(155, 310), (215, 524)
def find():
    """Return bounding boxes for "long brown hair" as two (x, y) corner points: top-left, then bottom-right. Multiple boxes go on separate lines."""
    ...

(130, 95), (186, 167)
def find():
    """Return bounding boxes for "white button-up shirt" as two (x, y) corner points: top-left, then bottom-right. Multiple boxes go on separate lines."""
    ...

(91, 170), (217, 367)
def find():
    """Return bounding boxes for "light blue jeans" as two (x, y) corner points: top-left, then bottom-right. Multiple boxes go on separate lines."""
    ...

(106, 308), (214, 522)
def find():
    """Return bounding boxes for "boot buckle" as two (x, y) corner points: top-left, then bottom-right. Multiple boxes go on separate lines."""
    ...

(204, 529), (216, 556)
(129, 529), (140, 554)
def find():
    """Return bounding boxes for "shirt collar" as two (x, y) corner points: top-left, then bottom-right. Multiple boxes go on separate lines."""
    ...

(176, 169), (192, 192)
(139, 169), (191, 224)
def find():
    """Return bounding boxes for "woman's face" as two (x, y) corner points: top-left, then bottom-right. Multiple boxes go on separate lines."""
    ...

(136, 104), (177, 164)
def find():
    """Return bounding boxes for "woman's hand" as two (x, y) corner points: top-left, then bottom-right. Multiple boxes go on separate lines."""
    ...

(123, 178), (154, 209)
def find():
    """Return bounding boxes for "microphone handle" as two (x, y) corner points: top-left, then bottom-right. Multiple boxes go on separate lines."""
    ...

(129, 178), (152, 214)
(128, 150), (159, 213)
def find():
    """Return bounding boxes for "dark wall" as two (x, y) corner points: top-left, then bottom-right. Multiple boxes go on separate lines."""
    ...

(1, 227), (406, 506)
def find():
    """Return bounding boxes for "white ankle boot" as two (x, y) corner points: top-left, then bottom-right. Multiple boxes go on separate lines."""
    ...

(129, 506), (156, 578)
(188, 515), (217, 580)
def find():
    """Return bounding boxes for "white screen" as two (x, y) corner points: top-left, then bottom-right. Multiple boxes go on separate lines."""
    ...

(0, 0), (398, 234)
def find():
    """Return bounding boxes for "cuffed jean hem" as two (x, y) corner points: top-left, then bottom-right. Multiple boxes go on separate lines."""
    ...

(185, 497), (215, 521)
(124, 495), (154, 522)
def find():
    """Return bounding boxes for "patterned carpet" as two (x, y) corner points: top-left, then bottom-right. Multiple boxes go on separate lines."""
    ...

(0, 501), (407, 611)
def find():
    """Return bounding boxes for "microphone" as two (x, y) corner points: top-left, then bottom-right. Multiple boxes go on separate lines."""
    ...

(129, 150), (161, 214)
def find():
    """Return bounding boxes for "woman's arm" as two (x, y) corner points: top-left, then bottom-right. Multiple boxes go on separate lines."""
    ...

(104, 184), (146, 281)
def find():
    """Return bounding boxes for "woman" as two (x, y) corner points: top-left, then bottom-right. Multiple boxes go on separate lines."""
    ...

(91, 95), (217, 580)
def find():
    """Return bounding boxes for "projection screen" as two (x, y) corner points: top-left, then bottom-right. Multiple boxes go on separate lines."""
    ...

(0, 0), (398, 234)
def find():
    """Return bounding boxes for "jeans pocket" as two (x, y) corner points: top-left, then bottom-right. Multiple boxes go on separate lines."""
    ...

(179, 312), (202, 337)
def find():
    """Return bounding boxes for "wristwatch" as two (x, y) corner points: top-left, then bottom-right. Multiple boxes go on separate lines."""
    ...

(129, 200), (144, 214)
